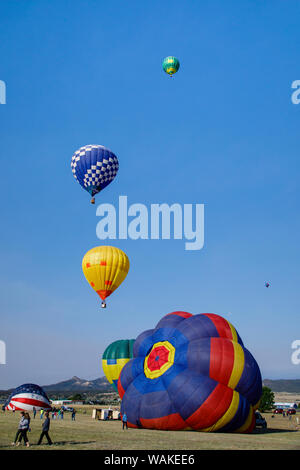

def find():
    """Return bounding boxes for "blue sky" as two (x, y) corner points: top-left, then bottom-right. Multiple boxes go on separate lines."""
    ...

(0, 0), (300, 388)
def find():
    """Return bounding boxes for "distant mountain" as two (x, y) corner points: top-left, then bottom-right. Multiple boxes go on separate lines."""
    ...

(42, 376), (113, 393)
(263, 379), (300, 393)
(41, 377), (300, 394)
(2, 376), (300, 395)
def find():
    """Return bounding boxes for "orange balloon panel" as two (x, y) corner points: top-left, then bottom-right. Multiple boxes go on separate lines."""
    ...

(82, 246), (130, 300)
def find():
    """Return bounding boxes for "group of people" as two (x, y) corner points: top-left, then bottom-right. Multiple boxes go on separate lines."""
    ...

(51, 407), (64, 420)
(10, 406), (127, 447)
(11, 406), (77, 447)
(12, 410), (52, 447)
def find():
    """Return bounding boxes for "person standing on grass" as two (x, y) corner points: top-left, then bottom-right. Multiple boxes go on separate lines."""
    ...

(25, 412), (31, 433)
(33, 407), (36, 419)
(12, 411), (30, 447)
(71, 409), (76, 421)
(12, 412), (24, 446)
(37, 411), (53, 446)
(122, 412), (128, 430)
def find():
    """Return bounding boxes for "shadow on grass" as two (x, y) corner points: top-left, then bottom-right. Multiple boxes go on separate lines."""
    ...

(0, 441), (97, 449)
(50, 441), (97, 446)
(253, 428), (299, 434)
(30, 441), (97, 448)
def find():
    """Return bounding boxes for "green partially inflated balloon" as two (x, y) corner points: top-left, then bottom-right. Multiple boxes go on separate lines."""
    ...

(102, 339), (135, 391)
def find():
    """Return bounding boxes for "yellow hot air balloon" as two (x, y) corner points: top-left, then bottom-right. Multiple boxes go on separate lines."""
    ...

(82, 246), (130, 308)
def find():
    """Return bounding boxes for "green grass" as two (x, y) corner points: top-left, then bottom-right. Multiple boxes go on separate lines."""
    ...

(0, 410), (300, 450)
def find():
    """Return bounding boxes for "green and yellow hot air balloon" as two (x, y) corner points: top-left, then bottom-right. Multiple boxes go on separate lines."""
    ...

(162, 56), (180, 77)
(102, 339), (135, 391)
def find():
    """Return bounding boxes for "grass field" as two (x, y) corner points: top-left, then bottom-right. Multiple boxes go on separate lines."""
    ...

(0, 408), (300, 450)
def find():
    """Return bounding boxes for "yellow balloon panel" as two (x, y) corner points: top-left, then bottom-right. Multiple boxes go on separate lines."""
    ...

(82, 246), (130, 300)
(102, 358), (129, 386)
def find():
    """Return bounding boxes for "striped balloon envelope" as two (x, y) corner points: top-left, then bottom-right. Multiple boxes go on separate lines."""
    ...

(5, 383), (51, 411)
(118, 312), (262, 433)
(102, 339), (135, 392)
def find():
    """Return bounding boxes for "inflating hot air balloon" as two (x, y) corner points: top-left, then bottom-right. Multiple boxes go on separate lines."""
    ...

(118, 312), (262, 433)
(82, 246), (130, 308)
(102, 339), (135, 391)
(71, 144), (119, 204)
(5, 383), (51, 412)
(162, 56), (180, 77)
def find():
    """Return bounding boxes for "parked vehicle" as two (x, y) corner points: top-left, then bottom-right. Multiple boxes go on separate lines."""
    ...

(274, 408), (283, 414)
(255, 411), (267, 429)
(61, 406), (74, 412)
(287, 409), (296, 415)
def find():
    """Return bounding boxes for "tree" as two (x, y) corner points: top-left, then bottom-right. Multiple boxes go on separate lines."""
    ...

(69, 393), (82, 401)
(259, 386), (275, 412)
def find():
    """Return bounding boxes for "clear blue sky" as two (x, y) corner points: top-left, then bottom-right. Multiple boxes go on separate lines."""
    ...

(1, 0), (300, 388)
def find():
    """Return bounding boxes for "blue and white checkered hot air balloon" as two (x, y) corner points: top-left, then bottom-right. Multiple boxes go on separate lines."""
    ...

(71, 144), (119, 204)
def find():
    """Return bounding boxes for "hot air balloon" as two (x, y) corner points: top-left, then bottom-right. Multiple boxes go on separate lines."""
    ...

(162, 56), (180, 77)
(82, 246), (130, 308)
(71, 144), (119, 204)
(265, 282), (270, 288)
(5, 384), (51, 412)
(118, 312), (262, 432)
(102, 339), (135, 391)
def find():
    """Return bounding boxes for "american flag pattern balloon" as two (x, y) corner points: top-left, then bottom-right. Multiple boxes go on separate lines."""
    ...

(5, 383), (51, 411)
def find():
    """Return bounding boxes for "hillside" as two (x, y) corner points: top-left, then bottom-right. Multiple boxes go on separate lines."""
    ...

(263, 379), (300, 393)
(0, 376), (114, 402)
(2, 376), (300, 395)
(42, 376), (113, 393)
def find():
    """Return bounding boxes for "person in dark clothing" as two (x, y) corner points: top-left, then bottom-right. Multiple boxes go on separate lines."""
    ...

(37, 412), (52, 445)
